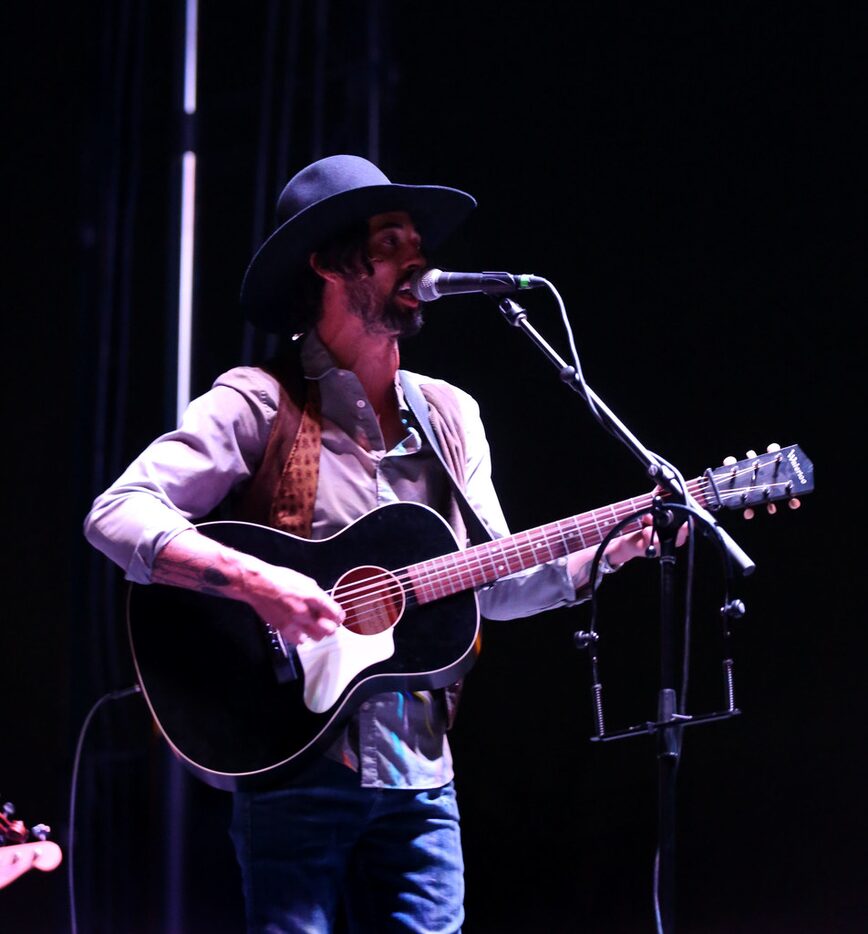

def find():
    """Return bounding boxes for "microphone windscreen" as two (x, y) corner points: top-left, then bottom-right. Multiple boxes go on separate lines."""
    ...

(409, 268), (441, 302)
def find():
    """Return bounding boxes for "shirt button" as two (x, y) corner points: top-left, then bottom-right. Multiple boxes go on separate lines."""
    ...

(356, 399), (366, 409)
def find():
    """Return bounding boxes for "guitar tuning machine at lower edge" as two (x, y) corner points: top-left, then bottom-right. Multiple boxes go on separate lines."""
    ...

(30, 823), (52, 841)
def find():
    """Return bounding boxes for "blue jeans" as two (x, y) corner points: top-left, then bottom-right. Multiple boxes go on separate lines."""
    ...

(229, 757), (464, 934)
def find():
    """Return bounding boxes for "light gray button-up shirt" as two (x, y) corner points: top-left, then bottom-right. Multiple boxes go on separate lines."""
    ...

(85, 333), (581, 788)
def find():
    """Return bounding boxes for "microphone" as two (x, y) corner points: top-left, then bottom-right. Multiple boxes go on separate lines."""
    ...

(409, 268), (547, 302)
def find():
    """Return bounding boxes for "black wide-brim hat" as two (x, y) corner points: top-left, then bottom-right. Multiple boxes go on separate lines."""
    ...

(240, 154), (477, 332)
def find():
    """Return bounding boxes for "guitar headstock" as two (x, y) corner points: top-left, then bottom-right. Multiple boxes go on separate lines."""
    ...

(1, 800), (52, 847)
(705, 443), (814, 517)
(0, 799), (61, 890)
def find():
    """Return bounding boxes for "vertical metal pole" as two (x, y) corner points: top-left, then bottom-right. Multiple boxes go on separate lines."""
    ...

(656, 520), (682, 934)
(164, 2), (198, 931)
(176, 0), (198, 424)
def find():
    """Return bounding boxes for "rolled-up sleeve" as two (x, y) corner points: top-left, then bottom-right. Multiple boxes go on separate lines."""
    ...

(83, 367), (278, 583)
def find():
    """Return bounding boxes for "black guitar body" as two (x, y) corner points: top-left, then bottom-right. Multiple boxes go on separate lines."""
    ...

(127, 503), (480, 791)
(127, 444), (814, 792)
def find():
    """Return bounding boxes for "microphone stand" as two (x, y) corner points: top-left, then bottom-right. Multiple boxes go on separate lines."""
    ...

(494, 296), (753, 934)
(493, 296), (755, 573)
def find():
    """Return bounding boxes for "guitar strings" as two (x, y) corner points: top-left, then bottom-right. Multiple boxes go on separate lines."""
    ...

(326, 465), (791, 632)
(331, 470), (791, 625)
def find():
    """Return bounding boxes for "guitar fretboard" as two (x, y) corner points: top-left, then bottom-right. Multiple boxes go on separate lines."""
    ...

(407, 479), (709, 604)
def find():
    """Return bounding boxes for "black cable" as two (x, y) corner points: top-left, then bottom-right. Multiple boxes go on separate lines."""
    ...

(679, 520), (697, 715)
(524, 276), (738, 934)
(68, 685), (141, 934)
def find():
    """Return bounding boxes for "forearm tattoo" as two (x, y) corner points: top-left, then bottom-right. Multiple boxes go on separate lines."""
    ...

(153, 554), (233, 598)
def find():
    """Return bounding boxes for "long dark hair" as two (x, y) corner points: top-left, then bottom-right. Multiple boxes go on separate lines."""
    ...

(296, 220), (373, 331)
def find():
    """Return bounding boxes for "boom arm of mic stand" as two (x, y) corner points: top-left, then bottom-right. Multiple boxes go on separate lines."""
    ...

(496, 297), (755, 576)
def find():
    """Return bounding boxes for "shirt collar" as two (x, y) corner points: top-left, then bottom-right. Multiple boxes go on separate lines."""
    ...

(300, 330), (339, 380)
(300, 330), (410, 418)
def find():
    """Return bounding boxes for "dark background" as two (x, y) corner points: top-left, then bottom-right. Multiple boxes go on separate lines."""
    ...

(5, 2), (865, 932)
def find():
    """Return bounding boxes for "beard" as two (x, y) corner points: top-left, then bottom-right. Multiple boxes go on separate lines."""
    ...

(344, 275), (424, 339)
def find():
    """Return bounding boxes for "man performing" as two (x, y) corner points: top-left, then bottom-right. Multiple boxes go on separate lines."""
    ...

(85, 154), (662, 933)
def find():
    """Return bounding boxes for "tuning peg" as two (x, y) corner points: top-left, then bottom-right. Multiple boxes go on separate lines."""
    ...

(722, 455), (737, 466)
(766, 442), (781, 453)
(766, 503), (777, 515)
(788, 498), (801, 510)
(746, 450), (758, 459)
(743, 508), (755, 520)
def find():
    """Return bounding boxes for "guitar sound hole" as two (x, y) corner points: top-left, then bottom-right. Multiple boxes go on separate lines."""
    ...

(334, 565), (405, 636)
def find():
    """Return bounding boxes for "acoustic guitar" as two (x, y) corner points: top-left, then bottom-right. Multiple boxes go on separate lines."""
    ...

(128, 443), (813, 791)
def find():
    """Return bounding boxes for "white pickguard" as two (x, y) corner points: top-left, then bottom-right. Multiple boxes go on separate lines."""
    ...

(296, 626), (396, 713)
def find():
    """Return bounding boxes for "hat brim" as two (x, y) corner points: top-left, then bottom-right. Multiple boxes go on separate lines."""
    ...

(240, 182), (476, 332)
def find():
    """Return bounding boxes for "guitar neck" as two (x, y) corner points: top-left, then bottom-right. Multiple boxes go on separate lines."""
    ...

(408, 479), (709, 604)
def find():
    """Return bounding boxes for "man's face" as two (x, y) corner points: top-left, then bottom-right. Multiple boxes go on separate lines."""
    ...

(343, 211), (427, 338)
